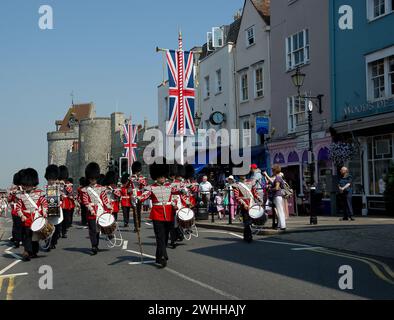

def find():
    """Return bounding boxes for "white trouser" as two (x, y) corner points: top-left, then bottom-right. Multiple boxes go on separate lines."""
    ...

(274, 196), (287, 229)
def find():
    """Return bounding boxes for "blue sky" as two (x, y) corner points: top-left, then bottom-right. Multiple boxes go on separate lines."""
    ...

(0, 0), (242, 186)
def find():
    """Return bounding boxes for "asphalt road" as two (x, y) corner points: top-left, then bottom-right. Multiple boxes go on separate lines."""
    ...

(0, 215), (393, 300)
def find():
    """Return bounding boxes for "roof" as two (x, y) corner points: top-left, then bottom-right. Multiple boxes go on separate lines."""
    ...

(58, 103), (95, 132)
(250, 0), (271, 25)
(199, 18), (241, 60)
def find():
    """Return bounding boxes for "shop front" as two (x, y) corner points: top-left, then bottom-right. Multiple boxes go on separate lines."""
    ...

(268, 133), (334, 215)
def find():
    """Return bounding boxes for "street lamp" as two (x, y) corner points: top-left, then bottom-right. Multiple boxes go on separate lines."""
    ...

(291, 67), (324, 225)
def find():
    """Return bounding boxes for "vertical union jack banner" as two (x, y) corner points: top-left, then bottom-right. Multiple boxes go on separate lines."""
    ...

(123, 119), (138, 167)
(166, 33), (196, 136)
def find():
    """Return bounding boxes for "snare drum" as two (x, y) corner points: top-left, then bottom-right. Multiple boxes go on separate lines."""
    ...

(31, 217), (55, 241)
(97, 213), (116, 236)
(248, 205), (267, 226)
(177, 208), (195, 230)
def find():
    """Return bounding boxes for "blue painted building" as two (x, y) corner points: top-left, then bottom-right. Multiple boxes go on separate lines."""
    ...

(331, 0), (394, 214)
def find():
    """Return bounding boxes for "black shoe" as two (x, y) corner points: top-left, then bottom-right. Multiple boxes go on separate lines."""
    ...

(22, 255), (31, 262)
(350, 217), (355, 221)
(171, 243), (177, 249)
(50, 245), (56, 250)
(91, 247), (98, 255)
(14, 242), (20, 249)
(160, 258), (167, 268)
(30, 253), (38, 259)
(62, 234), (68, 239)
(124, 224), (129, 228)
(340, 218), (349, 221)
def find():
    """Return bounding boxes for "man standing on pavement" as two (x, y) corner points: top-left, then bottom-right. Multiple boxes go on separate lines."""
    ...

(338, 167), (355, 221)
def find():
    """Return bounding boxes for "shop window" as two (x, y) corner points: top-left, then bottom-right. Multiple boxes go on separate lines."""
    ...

(368, 135), (394, 195)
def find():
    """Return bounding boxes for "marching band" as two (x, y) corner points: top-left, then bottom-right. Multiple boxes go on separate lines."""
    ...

(3, 159), (272, 268)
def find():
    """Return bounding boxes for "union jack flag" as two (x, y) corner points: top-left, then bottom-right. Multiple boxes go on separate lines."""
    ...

(123, 120), (138, 166)
(166, 33), (196, 136)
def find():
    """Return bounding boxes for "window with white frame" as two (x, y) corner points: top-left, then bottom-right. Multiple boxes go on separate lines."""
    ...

(204, 76), (210, 98)
(254, 64), (264, 98)
(286, 29), (310, 70)
(367, 0), (394, 20)
(246, 26), (255, 47)
(367, 51), (394, 101)
(215, 69), (222, 94)
(240, 72), (249, 102)
(288, 96), (308, 133)
(241, 118), (251, 148)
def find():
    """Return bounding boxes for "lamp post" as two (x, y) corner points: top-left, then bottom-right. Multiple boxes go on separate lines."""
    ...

(291, 67), (324, 225)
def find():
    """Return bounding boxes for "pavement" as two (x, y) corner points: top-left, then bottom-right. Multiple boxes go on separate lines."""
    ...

(196, 216), (394, 259)
(0, 213), (393, 300)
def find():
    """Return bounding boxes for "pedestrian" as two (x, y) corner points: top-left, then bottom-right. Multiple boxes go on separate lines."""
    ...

(280, 173), (290, 219)
(338, 167), (355, 221)
(224, 176), (237, 221)
(16, 168), (48, 262)
(67, 178), (76, 227)
(266, 165), (287, 231)
(199, 175), (213, 209)
(215, 190), (225, 220)
(82, 162), (112, 255)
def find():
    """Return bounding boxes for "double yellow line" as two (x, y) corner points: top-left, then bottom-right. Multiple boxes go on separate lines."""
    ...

(311, 248), (394, 285)
(0, 276), (16, 300)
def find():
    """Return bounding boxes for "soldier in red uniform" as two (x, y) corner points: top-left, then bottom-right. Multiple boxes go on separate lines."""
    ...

(104, 171), (121, 221)
(8, 170), (24, 248)
(16, 168), (48, 261)
(77, 177), (88, 226)
(59, 166), (73, 239)
(233, 175), (263, 243)
(184, 164), (198, 209)
(130, 162), (147, 232)
(138, 159), (176, 268)
(82, 163), (112, 255)
(120, 174), (132, 228)
(44, 165), (61, 250)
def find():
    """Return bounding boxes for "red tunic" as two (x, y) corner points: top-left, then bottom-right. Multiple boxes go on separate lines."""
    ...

(139, 183), (176, 222)
(106, 185), (121, 214)
(61, 183), (75, 210)
(120, 185), (132, 207)
(233, 180), (262, 209)
(16, 189), (48, 228)
(130, 175), (148, 197)
(8, 192), (19, 217)
(81, 184), (111, 220)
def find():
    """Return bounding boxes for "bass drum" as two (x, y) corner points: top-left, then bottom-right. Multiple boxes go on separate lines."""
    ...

(248, 205), (267, 226)
(177, 208), (195, 230)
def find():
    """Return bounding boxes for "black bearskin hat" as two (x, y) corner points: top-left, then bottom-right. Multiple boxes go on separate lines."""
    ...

(184, 164), (195, 180)
(121, 174), (130, 185)
(20, 168), (39, 187)
(149, 158), (169, 181)
(175, 164), (185, 178)
(67, 178), (74, 184)
(58, 166), (69, 181)
(45, 165), (59, 181)
(105, 171), (118, 186)
(131, 161), (142, 174)
(13, 170), (23, 186)
(79, 177), (88, 187)
(85, 162), (101, 181)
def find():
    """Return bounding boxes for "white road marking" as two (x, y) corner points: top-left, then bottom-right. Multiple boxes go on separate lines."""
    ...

(258, 240), (311, 247)
(292, 247), (324, 251)
(0, 273), (28, 279)
(126, 249), (240, 300)
(129, 261), (156, 265)
(0, 260), (22, 276)
(199, 230), (243, 239)
(122, 240), (128, 250)
(145, 222), (152, 226)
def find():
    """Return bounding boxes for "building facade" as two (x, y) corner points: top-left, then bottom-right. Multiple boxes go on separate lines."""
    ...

(331, 0), (394, 215)
(235, 0), (271, 154)
(268, 0), (333, 211)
